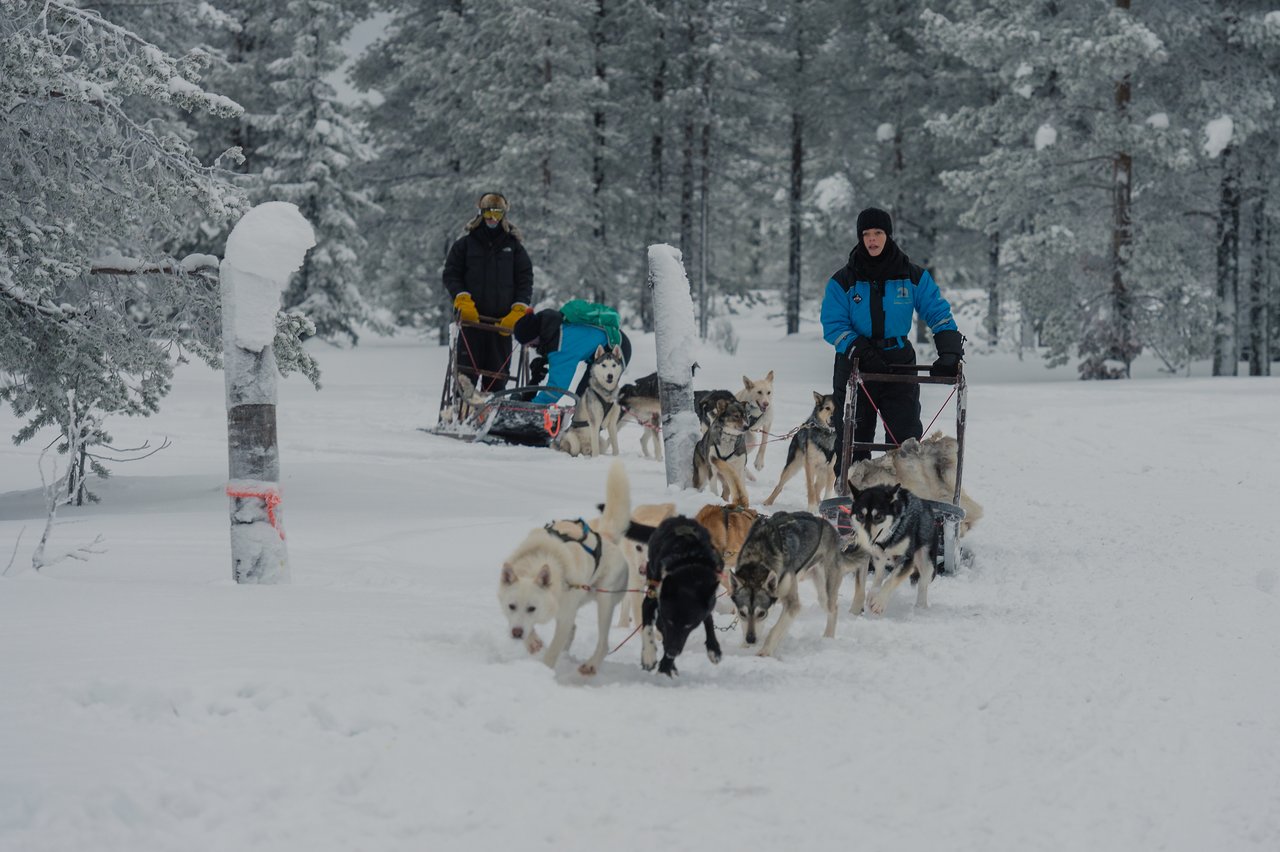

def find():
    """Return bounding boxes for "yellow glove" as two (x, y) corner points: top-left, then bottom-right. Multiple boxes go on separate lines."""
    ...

(453, 293), (479, 323)
(498, 304), (529, 335)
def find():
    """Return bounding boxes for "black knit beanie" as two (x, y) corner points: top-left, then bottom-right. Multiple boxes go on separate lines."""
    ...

(513, 312), (541, 345)
(856, 207), (893, 237)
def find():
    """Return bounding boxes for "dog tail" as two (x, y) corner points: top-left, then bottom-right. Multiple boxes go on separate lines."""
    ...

(599, 460), (632, 543)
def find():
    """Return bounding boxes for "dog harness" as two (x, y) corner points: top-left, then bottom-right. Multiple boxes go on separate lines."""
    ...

(543, 518), (603, 575)
(570, 385), (616, 430)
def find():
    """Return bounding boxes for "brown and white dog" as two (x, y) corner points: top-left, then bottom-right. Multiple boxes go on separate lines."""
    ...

(693, 501), (760, 612)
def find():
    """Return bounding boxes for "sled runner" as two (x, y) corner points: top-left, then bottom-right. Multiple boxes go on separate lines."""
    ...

(429, 314), (579, 447)
(819, 360), (970, 575)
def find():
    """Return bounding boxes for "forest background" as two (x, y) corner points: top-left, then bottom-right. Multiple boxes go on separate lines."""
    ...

(3, 0), (1278, 479)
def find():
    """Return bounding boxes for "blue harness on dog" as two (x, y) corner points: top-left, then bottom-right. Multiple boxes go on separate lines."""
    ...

(543, 518), (603, 574)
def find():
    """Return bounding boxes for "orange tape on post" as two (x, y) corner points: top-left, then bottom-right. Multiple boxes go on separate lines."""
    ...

(225, 486), (285, 540)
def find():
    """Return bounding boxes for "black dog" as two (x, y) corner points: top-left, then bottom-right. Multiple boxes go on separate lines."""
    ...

(630, 516), (724, 677)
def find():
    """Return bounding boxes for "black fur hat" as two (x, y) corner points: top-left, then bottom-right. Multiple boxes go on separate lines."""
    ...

(856, 207), (893, 237)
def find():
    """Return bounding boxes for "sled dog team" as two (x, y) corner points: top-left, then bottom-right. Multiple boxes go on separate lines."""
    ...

(498, 429), (983, 679)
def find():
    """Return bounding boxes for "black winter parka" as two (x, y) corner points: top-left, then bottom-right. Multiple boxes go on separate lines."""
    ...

(441, 225), (534, 318)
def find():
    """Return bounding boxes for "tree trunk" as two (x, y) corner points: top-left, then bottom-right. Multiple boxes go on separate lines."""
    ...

(220, 203), (314, 584)
(986, 230), (1000, 347)
(1248, 178), (1270, 376)
(642, 0), (669, 333)
(698, 105), (711, 339)
(680, 116), (694, 268)
(1109, 18), (1136, 377)
(786, 108), (803, 335)
(647, 245), (699, 488)
(591, 0), (608, 304)
(1213, 145), (1240, 376)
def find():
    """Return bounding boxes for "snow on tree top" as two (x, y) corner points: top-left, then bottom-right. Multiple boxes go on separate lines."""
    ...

(1203, 116), (1234, 159)
(222, 203), (316, 351)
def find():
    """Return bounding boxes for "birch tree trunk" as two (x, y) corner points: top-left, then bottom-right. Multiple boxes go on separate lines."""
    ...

(221, 202), (315, 584)
(648, 244), (699, 489)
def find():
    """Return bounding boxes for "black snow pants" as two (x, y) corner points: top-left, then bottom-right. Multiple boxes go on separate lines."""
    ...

(831, 343), (922, 465)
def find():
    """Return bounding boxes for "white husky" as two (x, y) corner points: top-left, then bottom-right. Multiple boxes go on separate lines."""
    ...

(497, 460), (631, 676)
(737, 370), (775, 473)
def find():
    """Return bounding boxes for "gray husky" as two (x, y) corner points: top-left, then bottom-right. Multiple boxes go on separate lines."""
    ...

(730, 511), (868, 657)
(848, 483), (964, 614)
(692, 397), (752, 505)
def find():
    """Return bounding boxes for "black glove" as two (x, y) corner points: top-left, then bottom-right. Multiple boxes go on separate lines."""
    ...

(847, 337), (887, 373)
(528, 355), (549, 385)
(930, 330), (964, 377)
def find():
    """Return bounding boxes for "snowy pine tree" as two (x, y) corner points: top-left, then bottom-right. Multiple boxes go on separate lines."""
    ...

(261, 0), (381, 343)
(1, 0), (244, 485)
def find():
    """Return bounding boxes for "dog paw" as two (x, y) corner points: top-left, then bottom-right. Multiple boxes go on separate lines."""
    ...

(525, 635), (544, 654)
(755, 648), (773, 658)
(577, 662), (598, 677)
(869, 596), (887, 615)
(658, 658), (678, 677)
(754, 458), (765, 471)
(707, 646), (722, 665)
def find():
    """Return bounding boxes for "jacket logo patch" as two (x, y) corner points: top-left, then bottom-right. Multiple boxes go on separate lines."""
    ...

(503, 247), (513, 252)
(852, 293), (862, 304)
(898, 285), (909, 298)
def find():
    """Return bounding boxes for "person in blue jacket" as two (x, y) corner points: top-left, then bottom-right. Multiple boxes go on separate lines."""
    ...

(513, 308), (632, 405)
(820, 207), (964, 464)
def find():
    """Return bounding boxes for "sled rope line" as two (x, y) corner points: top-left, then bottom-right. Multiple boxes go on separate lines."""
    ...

(922, 386), (958, 436)
(756, 424), (801, 445)
(609, 623), (643, 655)
(225, 486), (285, 540)
(857, 379), (900, 446)
(621, 405), (660, 430)
(456, 321), (514, 389)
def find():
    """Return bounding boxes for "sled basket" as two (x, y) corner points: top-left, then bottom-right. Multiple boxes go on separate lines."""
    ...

(433, 386), (579, 447)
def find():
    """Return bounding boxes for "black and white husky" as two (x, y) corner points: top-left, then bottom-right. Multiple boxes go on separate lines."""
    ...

(558, 345), (625, 457)
(848, 483), (960, 614)
(628, 516), (724, 678)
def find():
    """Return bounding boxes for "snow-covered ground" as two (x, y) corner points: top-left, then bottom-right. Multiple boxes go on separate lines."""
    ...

(2, 299), (1277, 852)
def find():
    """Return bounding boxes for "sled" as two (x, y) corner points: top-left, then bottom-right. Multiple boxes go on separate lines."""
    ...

(428, 314), (578, 448)
(818, 360), (970, 575)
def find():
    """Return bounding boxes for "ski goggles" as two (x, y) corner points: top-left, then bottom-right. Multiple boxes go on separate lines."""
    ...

(480, 207), (505, 220)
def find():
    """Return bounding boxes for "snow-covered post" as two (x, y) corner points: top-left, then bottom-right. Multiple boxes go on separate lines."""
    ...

(647, 244), (700, 489)
(220, 203), (316, 584)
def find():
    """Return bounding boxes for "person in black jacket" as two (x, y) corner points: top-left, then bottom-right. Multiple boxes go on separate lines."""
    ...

(442, 192), (534, 390)
(820, 207), (964, 464)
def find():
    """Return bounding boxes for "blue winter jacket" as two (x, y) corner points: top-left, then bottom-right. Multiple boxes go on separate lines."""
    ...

(820, 241), (958, 355)
(532, 323), (610, 405)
